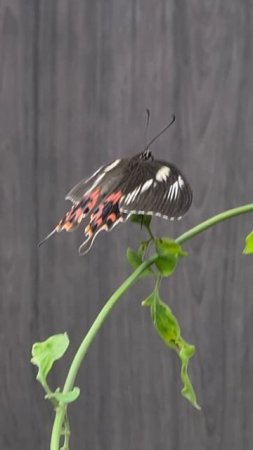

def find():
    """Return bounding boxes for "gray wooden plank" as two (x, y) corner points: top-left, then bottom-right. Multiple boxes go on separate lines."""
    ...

(0, 0), (253, 449)
(0, 0), (47, 448)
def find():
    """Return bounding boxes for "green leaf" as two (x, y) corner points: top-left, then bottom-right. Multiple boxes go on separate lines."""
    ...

(155, 254), (177, 277)
(31, 333), (69, 387)
(131, 214), (152, 229)
(145, 291), (200, 410)
(179, 341), (200, 410)
(142, 292), (156, 307)
(46, 387), (80, 404)
(150, 294), (180, 350)
(154, 238), (187, 277)
(155, 238), (187, 257)
(243, 230), (253, 254)
(126, 248), (143, 269)
(126, 248), (153, 277)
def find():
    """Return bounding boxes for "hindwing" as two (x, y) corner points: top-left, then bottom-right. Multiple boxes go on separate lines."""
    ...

(50, 158), (130, 253)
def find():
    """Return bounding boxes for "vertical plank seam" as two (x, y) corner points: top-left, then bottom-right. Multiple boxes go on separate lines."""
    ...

(31, 0), (40, 332)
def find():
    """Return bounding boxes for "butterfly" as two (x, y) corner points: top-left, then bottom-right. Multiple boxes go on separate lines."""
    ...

(39, 116), (192, 255)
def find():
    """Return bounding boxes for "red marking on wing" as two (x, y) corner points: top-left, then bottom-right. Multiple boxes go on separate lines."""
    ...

(107, 212), (117, 223)
(90, 203), (104, 222)
(106, 191), (122, 203)
(85, 188), (101, 211)
(51, 188), (127, 255)
(83, 191), (123, 239)
(79, 190), (130, 254)
(56, 188), (101, 233)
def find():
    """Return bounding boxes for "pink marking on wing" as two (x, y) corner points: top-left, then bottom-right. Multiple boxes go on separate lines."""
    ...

(106, 191), (122, 203)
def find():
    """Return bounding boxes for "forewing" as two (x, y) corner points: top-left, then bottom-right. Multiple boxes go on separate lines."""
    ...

(119, 160), (192, 219)
(65, 158), (127, 204)
(65, 165), (106, 204)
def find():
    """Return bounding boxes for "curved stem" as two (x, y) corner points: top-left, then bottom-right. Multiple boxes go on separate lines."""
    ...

(176, 204), (253, 245)
(50, 254), (157, 450)
(50, 203), (253, 450)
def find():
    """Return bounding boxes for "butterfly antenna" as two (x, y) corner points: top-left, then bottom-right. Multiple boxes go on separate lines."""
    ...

(144, 108), (151, 149)
(146, 114), (175, 150)
(38, 228), (57, 247)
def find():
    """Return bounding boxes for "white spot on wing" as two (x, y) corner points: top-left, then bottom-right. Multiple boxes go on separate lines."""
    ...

(124, 187), (141, 205)
(121, 180), (155, 207)
(167, 185), (172, 199)
(85, 165), (103, 182)
(87, 172), (105, 192)
(104, 159), (121, 172)
(126, 191), (135, 204)
(173, 180), (179, 198)
(65, 164), (105, 202)
(178, 175), (184, 188)
(119, 208), (177, 221)
(141, 179), (153, 193)
(168, 181), (179, 200)
(156, 166), (170, 182)
(124, 193), (131, 205)
(132, 186), (141, 201)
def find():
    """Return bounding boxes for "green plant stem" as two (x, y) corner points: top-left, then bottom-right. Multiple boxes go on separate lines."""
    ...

(50, 254), (157, 450)
(176, 204), (253, 245)
(50, 203), (253, 450)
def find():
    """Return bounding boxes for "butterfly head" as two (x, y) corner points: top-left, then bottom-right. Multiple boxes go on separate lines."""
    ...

(140, 115), (176, 161)
(141, 148), (154, 161)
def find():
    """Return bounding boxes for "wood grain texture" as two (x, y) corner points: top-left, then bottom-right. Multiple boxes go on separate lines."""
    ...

(0, 1), (253, 449)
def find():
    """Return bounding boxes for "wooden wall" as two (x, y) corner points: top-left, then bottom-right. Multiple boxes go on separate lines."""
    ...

(0, 1), (253, 449)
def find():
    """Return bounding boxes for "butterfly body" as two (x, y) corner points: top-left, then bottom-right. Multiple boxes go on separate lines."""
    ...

(40, 148), (192, 255)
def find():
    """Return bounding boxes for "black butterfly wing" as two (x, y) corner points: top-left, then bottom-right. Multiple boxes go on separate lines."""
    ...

(119, 160), (192, 220)
(69, 158), (192, 255)
(40, 155), (192, 255)
(65, 158), (128, 204)
(52, 158), (130, 240)
(67, 158), (130, 217)
(71, 159), (133, 255)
